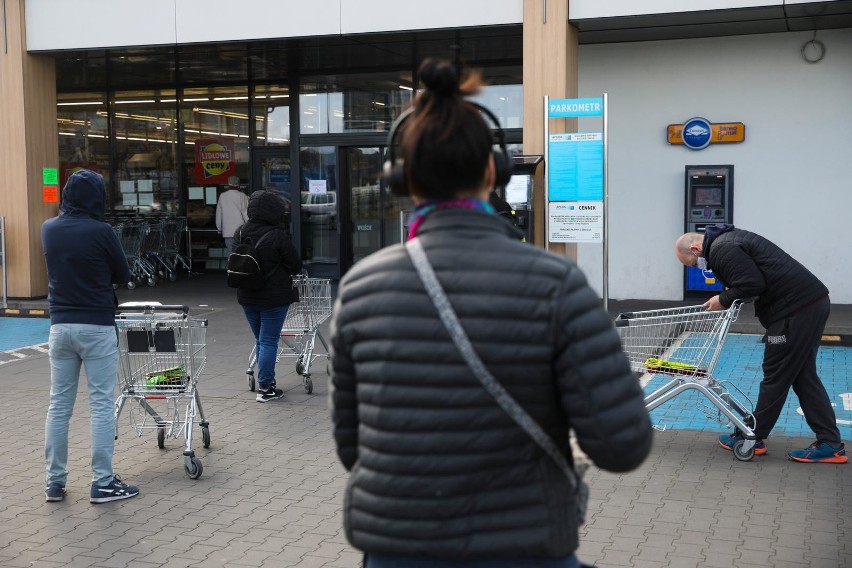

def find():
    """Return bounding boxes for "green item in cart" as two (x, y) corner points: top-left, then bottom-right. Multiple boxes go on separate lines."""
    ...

(644, 357), (707, 377)
(145, 365), (184, 387)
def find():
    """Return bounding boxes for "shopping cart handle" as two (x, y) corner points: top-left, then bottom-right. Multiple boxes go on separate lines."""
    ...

(116, 302), (190, 314)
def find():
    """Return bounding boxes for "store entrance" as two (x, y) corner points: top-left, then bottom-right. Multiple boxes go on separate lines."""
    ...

(251, 146), (294, 228)
(295, 145), (413, 280)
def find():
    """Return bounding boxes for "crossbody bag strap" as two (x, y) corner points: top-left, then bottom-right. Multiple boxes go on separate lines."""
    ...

(405, 237), (579, 492)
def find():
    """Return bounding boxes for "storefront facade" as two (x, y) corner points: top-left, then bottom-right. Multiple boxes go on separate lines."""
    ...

(52, 32), (524, 280)
(3, 0), (851, 302)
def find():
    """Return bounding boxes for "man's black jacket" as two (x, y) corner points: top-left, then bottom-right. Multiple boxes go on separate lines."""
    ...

(704, 226), (828, 327)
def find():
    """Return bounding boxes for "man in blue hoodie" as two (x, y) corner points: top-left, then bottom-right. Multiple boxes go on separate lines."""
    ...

(42, 169), (141, 502)
(676, 224), (845, 464)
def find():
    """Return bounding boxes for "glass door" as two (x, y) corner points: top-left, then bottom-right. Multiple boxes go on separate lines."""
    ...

(299, 146), (340, 279)
(342, 147), (412, 273)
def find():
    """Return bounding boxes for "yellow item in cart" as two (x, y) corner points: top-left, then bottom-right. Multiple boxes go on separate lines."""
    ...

(145, 365), (184, 387)
(644, 357), (708, 377)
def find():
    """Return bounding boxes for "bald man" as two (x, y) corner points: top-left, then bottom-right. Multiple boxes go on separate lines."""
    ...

(675, 224), (845, 464)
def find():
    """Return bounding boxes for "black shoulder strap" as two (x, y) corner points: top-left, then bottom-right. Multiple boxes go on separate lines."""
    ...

(254, 230), (274, 248)
(253, 230), (279, 279)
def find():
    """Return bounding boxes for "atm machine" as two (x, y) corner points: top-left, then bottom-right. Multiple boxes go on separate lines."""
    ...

(684, 165), (734, 298)
(502, 155), (543, 243)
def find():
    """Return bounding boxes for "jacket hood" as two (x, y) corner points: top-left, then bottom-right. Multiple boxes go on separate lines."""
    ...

(61, 170), (106, 220)
(247, 190), (289, 225)
(702, 223), (735, 261)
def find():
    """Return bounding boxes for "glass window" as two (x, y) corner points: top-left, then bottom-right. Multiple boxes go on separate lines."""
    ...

(56, 51), (107, 91)
(57, 92), (110, 202)
(298, 35), (413, 73)
(469, 66), (523, 129)
(111, 90), (179, 218)
(109, 48), (177, 88)
(300, 72), (414, 134)
(180, 44), (249, 85)
(180, 86), (250, 230)
(253, 84), (290, 145)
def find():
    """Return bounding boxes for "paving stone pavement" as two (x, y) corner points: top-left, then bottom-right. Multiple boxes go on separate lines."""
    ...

(0, 276), (849, 567)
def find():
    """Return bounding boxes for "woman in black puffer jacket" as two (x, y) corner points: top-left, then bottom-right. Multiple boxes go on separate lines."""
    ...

(235, 190), (302, 402)
(329, 59), (653, 568)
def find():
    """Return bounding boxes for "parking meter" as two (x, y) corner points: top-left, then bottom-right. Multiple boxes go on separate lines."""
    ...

(684, 165), (734, 297)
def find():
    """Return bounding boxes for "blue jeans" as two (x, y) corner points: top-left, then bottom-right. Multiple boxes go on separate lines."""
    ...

(45, 324), (118, 487)
(366, 554), (585, 568)
(242, 304), (289, 388)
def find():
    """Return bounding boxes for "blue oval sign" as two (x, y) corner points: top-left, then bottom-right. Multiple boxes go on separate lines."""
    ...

(682, 117), (712, 150)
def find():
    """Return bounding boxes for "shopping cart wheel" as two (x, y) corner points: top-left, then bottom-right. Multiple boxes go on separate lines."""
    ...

(157, 426), (165, 449)
(296, 359), (305, 376)
(304, 375), (313, 394)
(733, 440), (755, 462)
(147, 277), (156, 287)
(247, 371), (255, 392)
(169, 272), (178, 282)
(126, 281), (136, 290)
(185, 456), (203, 479)
(201, 426), (211, 449)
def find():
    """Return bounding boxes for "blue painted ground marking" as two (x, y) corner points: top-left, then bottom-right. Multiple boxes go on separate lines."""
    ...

(0, 317), (50, 351)
(644, 333), (852, 439)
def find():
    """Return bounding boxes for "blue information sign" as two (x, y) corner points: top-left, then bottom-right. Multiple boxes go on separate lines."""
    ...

(548, 133), (604, 202)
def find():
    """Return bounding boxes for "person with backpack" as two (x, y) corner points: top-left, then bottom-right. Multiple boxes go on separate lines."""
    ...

(233, 190), (302, 402)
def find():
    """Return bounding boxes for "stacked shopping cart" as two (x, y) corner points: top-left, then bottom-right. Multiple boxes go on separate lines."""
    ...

(110, 217), (191, 288)
(246, 274), (332, 395)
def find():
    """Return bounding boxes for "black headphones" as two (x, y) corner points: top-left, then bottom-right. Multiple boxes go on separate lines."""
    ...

(383, 102), (512, 197)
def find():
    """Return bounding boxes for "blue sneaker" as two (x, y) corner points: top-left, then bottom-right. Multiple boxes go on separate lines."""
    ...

(45, 483), (66, 502)
(719, 432), (766, 455)
(90, 475), (139, 503)
(787, 440), (847, 464)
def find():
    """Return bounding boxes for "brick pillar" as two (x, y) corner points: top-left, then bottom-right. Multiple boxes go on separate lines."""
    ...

(523, 0), (578, 258)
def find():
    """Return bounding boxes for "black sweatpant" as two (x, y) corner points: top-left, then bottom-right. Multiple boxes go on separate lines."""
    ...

(754, 296), (841, 443)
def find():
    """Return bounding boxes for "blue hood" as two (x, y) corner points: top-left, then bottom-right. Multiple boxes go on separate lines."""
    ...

(702, 223), (735, 263)
(61, 170), (106, 221)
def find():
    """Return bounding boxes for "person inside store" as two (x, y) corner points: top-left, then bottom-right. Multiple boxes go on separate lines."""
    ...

(329, 58), (653, 568)
(42, 169), (140, 503)
(216, 175), (249, 253)
(675, 224), (846, 463)
(234, 190), (302, 403)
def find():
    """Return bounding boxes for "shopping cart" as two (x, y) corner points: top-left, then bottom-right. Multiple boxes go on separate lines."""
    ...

(114, 303), (210, 478)
(615, 299), (759, 460)
(114, 221), (158, 288)
(161, 217), (192, 277)
(245, 274), (332, 395)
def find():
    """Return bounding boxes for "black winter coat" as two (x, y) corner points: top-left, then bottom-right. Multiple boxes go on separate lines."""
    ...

(330, 209), (653, 559)
(704, 228), (828, 327)
(235, 190), (302, 306)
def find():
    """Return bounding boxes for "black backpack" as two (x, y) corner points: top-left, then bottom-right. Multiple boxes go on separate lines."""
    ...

(226, 229), (279, 290)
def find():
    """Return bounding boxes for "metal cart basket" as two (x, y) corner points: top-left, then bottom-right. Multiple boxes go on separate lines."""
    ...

(615, 300), (759, 460)
(246, 274), (332, 395)
(114, 303), (210, 478)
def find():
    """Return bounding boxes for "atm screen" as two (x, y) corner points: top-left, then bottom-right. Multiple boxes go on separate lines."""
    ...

(694, 187), (723, 207)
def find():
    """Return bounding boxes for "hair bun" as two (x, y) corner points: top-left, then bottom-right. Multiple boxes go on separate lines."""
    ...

(418, 58), (460, 98)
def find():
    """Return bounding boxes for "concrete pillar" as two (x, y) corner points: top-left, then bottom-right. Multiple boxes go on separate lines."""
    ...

(523, 0), (578, 258)
(0, 0), (58, 299)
